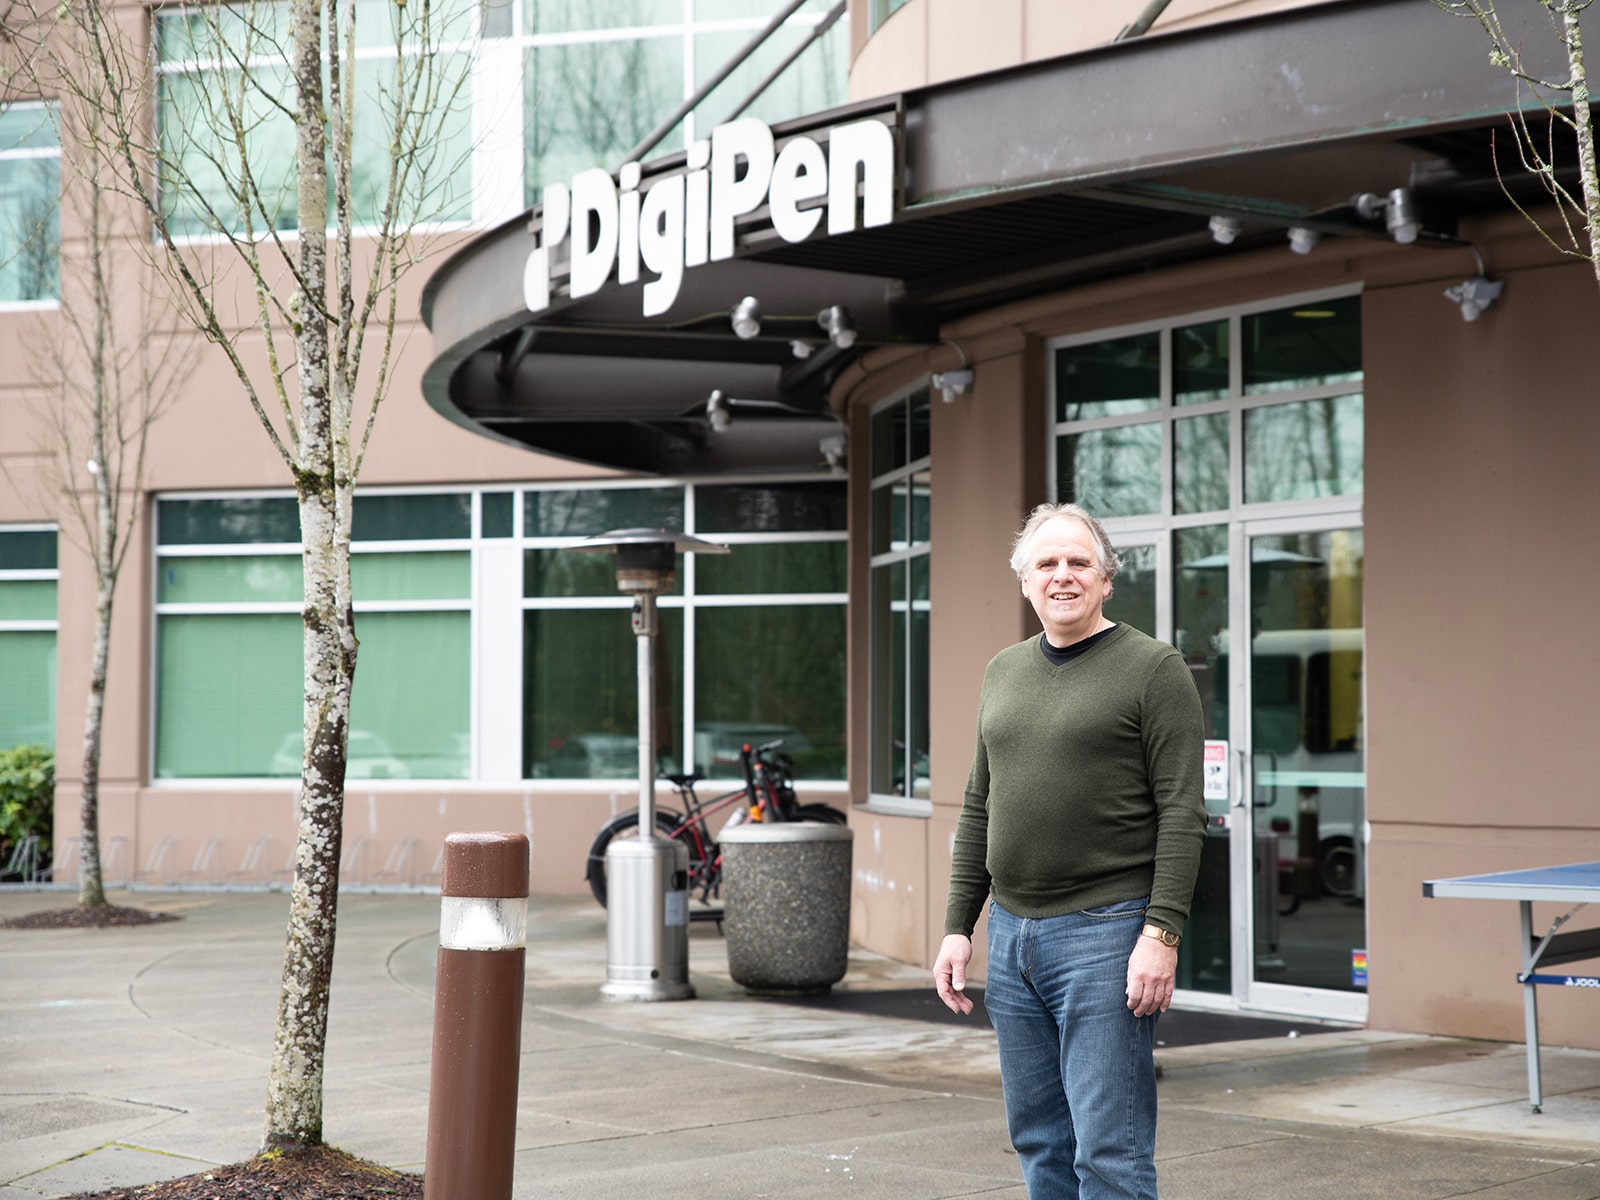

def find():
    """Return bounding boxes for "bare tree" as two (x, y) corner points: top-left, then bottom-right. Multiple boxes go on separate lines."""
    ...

(10, 94), (190, 911)
(1434, 0), (1600, 291)
(12, 0), (470, 1149)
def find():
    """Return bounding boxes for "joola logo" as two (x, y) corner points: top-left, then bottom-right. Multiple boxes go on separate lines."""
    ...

(523, 116), (896, 319)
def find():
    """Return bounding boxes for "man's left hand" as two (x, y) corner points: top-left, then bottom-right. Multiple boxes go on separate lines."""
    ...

(1125, 934), (1177, 1017)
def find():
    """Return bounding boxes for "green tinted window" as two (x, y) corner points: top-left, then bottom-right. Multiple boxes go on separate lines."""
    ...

(524, 549), (682, 597)
(1104, 543), (1156, 637)
(524, 487), (683, 537)
(1243, 297), (1361, 394)
(696, 542), (844, 594)
(694, 605), (846, 780)
(0, 631), (56, 749)
(353, 493), (471, 541)
(694, 18), (845, 132)
(523, 608), (683, 779)
(481, 491), (514, 538)
(158, 556), (301, 604)
(156, 613), (301, 777)
(159, 497), (301, 545)
(695, 482), (846, 533)
(0, 581), (57, 620)
(0, 530), (58, 569)
(525, 0), (676, 34)
(352, 552), (470, 600)
(1056, 424), (1161, 517)
(1056, 332), (1160, 421)
(348, 611), (470, 778)
(0, 104), (60, 303)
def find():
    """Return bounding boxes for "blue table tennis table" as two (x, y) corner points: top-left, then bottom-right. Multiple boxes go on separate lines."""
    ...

(1423, 861), (1600, 1112)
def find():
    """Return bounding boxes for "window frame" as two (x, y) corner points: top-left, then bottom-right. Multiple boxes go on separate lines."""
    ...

(0, 524), (60, 751)
(0, 100), (62, 310)
(865, 381), (932, 817)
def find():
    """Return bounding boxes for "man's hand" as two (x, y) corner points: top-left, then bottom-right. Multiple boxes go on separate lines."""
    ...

(934, 933), (975, 1015)
(1125, 933), (1177, 1017)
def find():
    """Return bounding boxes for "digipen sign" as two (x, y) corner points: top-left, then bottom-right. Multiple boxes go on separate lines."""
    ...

(523, 116), (895, 319)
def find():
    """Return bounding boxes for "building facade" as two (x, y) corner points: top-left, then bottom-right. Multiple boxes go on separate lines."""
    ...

(5, 0), (1598, 1048)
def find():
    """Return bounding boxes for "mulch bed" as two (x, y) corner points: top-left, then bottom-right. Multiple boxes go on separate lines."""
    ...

(0, 904), (181, 929)
(67, 1147), (422, 1200)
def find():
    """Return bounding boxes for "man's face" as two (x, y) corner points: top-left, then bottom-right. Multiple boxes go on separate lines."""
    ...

(1020, 516), (1112, 647)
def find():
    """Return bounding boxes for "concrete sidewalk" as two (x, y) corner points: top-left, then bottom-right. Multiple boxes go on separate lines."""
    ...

(1, 888), (1597, 1200)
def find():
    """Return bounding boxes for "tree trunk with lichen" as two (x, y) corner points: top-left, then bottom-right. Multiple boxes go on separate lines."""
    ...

(1561, 4), (1600, 292)
(261, 0), (350, 1149)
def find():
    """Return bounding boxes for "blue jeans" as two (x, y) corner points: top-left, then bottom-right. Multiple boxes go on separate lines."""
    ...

(984, 897), (1159, 1200)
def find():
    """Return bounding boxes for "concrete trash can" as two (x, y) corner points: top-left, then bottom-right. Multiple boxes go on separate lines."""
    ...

(719, 821), (854, 995)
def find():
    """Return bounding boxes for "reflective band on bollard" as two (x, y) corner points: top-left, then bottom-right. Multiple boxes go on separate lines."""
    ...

(424, 833), (529, 1200)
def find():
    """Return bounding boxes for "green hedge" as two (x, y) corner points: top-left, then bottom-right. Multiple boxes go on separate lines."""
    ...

(0, 744), (54, 871)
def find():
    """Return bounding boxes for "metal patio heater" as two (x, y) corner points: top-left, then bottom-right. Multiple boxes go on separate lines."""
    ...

(567, 528), (728, 1001)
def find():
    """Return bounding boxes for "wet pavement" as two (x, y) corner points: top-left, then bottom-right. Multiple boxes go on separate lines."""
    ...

(2, 888), (1597, 1199)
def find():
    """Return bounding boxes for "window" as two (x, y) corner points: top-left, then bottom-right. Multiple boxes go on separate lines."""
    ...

(0, 103), (59, 305)
(521, 479), (847, 782)
(869, 0), (911, 33)
(520, 0), (846, 209)
(0, 528), (58, 750)
(154, 0), (475, 237)
(153, 493), (472, 779)
(868, 386), (931, 808)
(1051, 293), (1363, 521)
(150, 481), (848, 786)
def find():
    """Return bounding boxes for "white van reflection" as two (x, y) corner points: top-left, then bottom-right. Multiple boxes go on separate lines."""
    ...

(268, 730), (411, 780)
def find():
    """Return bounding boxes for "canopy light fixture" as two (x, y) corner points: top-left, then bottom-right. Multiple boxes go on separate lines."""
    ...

(730, 296), (761, 340)
(816, 305), (856, 349)
(706, 389), (731, 432)
(1287, 226), (1321, 255)
(933, 367), (975, 403)
(790, 339), (814, 359)
(1354, 187), (1422, 245)
(1208, 215), (1242, 245)
(1444, 277), (1504, 322)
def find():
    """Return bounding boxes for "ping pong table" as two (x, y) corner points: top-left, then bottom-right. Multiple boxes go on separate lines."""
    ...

(1423, 860), (1600, 1112)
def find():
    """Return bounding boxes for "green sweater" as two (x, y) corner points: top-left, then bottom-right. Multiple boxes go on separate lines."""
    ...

(945, 623), (1207, 938)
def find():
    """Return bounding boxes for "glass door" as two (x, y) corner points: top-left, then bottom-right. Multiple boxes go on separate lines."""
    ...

(1239, 517), (1366, 1017)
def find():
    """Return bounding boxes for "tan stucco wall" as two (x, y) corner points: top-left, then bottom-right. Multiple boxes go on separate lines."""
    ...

(849, 0), (1327, 101)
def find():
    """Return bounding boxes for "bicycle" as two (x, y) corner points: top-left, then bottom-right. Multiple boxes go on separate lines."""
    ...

(584, 739), (846, 923)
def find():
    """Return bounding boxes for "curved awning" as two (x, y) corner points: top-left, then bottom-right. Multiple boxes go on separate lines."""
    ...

(421, 0), (1577, 474)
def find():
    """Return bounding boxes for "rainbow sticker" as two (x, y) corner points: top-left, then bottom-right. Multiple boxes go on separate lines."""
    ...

(1351, 949), (1368, 989)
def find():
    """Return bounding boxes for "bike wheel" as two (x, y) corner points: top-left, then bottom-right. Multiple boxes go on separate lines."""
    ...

(585, 810), (683, 909)
(794, 802), (848, 826)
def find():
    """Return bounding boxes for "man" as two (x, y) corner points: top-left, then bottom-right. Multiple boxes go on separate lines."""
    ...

(934, 502), (1206, 1200)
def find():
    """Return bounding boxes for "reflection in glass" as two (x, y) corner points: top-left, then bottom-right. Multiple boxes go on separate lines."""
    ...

(696, 542), (844, 594)
(694, 21), (845, 132)
(1249, 528), (1364, 993)
(1056, 425), (1161, 517)
(1174, 319), (1228, 404)
(1174, 412), (1229, 515)
(349, 611), (470, 778)
(523, 487), (682, 536)
(524, 549), (681, 597)
(694, 605), (846, 780)
(1104, 543), (1155, 637)
(869, 560), (906, 795)
(1244, 394), (1363, 503)
(695, 481), (846, 533)
(0, 105), (60, 303)
(523, 607), (682, 778)
(1173, 524), (1229, 995)
(1055, 333), (1161, 420)
(1243, 297), (1362, 394)
(524, 36), (682, 200)
(908, 554), (931, 798)
(353, 492), (472, 541)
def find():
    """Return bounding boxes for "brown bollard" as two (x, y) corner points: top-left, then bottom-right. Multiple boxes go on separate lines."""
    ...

(424, 833), (530, 1200)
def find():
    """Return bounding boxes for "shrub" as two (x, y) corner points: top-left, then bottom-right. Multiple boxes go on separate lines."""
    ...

(0, 744), (55, 871)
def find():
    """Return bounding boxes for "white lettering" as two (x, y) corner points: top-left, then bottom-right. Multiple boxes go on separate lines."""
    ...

(684, 139), (711, 268)
(618, 161), (642, 286)
(710, 119), (775, 261)
(638, 174), (685, 318)
(569, 168), (618, 299)
(769, 135), (827, 244)
(827, 119), (895, 236)
(522, 116), (896, 318)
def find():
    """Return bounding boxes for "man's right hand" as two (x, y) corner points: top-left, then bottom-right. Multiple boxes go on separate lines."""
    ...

(933, 933), (975, 1015)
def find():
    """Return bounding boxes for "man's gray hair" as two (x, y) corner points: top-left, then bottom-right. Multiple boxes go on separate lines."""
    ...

(1008, 503), (1122, 588)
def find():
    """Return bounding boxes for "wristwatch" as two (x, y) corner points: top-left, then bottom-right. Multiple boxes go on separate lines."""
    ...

(1141, 925), (1181, 948)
